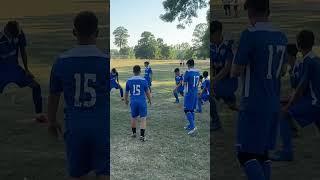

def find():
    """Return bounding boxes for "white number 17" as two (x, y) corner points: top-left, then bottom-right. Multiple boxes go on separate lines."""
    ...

(267, 45), (286, 79)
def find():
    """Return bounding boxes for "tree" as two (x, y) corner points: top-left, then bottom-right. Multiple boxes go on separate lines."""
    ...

(134, 31), (158, 59)
(160, 0), (208, 29)
(113, 26), (129, 49)
(192, 23), (209, 59)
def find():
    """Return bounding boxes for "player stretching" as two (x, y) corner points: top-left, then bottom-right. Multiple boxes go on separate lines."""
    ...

(197, 71), (210, 113)
(231, 0), (287, 179)
(272, 31), (320, 161)
(125, 65), (152, 142)
(48, 11), (110, 180)
(210, 20), (238, 130)
(183, 59), (200, 135)
(144, 61), (153, 93)
(110, 68), (124, 100)
(0, 21), (46, 122)
(173, 68), (184, 103)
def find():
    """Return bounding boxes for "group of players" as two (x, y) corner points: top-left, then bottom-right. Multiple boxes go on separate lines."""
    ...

(211, 0), (320, 180)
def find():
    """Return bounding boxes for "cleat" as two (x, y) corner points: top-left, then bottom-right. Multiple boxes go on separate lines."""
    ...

(187, 127), (197, 135)
(34, 114), (48, 123)
(174, 100), (179, 104)
(184, 126), (191, 130)
(140, 136), (146, 142)
(270, 151), (293, 161)
(131, 133), (137, 138)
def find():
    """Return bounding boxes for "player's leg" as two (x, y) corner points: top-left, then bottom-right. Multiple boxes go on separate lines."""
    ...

(186, 95), (197, 135)
(173, 89), (179, 103)
(210, 96), (221, 131)
(196, 95), (202, 113)
(130, 102), (139, 137)
(139, 101), (147, 141)
(92, 130), (110, 180)
(116, 83), (124, 99)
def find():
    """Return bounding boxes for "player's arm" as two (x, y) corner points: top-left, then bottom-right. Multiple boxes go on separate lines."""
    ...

(19, 31), (34, 77)
(146, 89), (152, 105)
(124, 82), (129, 105)
(214, 58), (233, 81)
(231, 31), (250, 78)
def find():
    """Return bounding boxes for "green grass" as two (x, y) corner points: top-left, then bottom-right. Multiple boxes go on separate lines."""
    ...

(110, 59), (210, 180)
(211, 1), (320, 180)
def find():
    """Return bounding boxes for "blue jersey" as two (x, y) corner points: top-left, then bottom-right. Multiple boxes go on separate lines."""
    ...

(110, 72), (118, 83)
(184, 68), (200, 95)
(144, 66), (152, 80)
(289, 61), (303, 89)
(0, 30), (26, 64)
(234, 22), (288, 112)
(175, 74), (183, 86)
(201, 78), (210, 96)
(126, 76), (149, 102)
(49, 45), (109, 131)
(210, 40), (234, 75)
(298, 52), (320, 107)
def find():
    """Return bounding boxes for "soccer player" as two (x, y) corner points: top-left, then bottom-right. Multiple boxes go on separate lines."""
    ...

(110, 68), (124, 100)
(0, 21), (46, 122)
(183, 59), (200, 135)
(222, 0), (232, 16)
(233, 0), (240, 17)
(197, 71), (210, 113)
(144, 61), (153, 92)
(48, 11), (110, 180)
(173, 68), (184, 103)
(125, 65), (152, 142)
(231, 0), (287, 179)
(210, 20), (238, 130)
(272, 30), (320, 161)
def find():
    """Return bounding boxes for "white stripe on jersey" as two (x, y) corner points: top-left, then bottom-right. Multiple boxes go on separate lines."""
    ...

(244, 64), (250, 97)
(128, 76), (146, 81)
(59, 45), (108, 59)
(248, 22), (278, 32)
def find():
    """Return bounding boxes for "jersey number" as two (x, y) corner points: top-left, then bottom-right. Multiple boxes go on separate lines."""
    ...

(194, 76), (200, 87)
(267, 45), (286, 79)
(133, 84), (141, 95)
(74, 73), (97, 108)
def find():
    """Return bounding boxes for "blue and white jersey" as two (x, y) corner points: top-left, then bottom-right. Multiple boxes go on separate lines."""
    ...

(49, 45), (109, 131)
(234, 22), (288, 112)
(110, 72), (118, 83)
(210, 40), (234, 75)
(0, 30), (26, 64)
(184, 68), (201, 95)
(126, 76), (149, 102)
(202, 78), (210, 96)
(289, 61), (303, 89)
(298, 51), (320, 107)
(175, 74), (183, 86)
(144, 66), (153, 80)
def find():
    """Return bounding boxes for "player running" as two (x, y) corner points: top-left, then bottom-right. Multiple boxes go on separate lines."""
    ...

(173, 68), (184, 103)
(48, 11), (110, 180)
(231, 0), (287, 179)
(144, 61), (153, 92)
(197, 71), (210, 113)
(271, 30), (320, 162)
(125, 65), (152, 142)
(110, 68), (124, 100)
(210, 20), (238, 130)
(183, 59), (200, 135)
(0, 21), (46, 122)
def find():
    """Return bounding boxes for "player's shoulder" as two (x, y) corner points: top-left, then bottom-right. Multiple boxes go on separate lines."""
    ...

(128, 76), (145, 81)
(58, 45), (108, 60)
(304, 51), (320, 64)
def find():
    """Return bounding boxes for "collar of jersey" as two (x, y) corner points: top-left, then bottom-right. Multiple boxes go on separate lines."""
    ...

(249, 22), (275, 32)
(129, 76), (144, 80)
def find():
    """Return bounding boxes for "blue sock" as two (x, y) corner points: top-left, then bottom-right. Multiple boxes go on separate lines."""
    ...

(197, 97), (202, 112)
(262, 160), (271, 180)
(191, 112), (195, 129)
(280, 114), (293, 153)
(173, 91), (179, 102)
(244, 159), (265, 180)
(32, 84), (43, 114)
(119, 88), (124, 98)
(186, 112), (193, 129)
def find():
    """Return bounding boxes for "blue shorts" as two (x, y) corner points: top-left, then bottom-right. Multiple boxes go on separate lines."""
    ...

(145, 77), (152, 87)
(289, 97), (320, 127)
(236, 111), (278, 154)
(176, 86), (184, 95)
(184, 93), (197, 111)
(110, 81), (121, 90)
(64, 130), (109, 177)
(130, 100), (147, 118)
(201, 93), (209, 102)
(0, 64), (33, 93)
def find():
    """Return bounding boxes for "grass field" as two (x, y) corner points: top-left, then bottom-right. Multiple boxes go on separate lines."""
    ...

(110, 59), (210, 180)
(211, 0), (320, 180)
(0, 1), (108, 179)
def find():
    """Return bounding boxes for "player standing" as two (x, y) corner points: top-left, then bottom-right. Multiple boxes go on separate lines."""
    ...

(48, 11), (110, 179)
(173, 68), (184, 103)
(125, 65), (152, 142)
(222, 0), (232, 16)
(197, 71), (210, 113)
(183, 59), (200, 135)
(144, 61), (153, 93)
(110, 68), (124, 100)
(0, 21), (46, 122)
(231, 0), (287, 179)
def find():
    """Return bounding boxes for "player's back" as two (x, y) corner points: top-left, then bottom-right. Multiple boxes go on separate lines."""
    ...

(175, 75), (183, 85)
(110, 72), (118, 82)
(184, 69), (200, 95)
(52, 45), (108, 130)
(126, 76), (148, 102)
(303, 52), (320, 107)
(236, 23), (287, 112)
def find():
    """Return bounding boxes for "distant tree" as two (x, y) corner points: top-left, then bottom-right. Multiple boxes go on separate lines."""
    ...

(113, 26), (129, 49)
(134, 31), (158, 59)
(192, 23), (209, 59)
(119, 47), (130, 56)
(160, 0), (208, 29)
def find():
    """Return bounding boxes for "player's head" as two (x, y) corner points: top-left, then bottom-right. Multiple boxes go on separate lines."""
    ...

(111, 68), (117, 73)
(4, 21), (20, 38)
(73, 11), (99, 44)
(174, 68), (180, 75)
(210, 21), (223, 44)
(133, 65), (141, 75)
(199, 75), (203, 82)
(203, 71), (209, 78)
(296, 30), (315, 53)
(244, 0), (270, 25)
(144, 61), (150, 67)
(286, 44), (298, 66)
(186, 59), (194, 68)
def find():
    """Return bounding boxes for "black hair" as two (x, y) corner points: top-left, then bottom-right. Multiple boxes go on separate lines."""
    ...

(210, 20), (222, 34)
(286, 44), (298, 57)
(111, 68), (117, 73)
(74, 11), (98, 37)
(244, 0), (270, 16)
(5, 21), (20, 37)
(174, 68), (180, 73)
(297, 30), (315, 50)
(186, 59), (194, 67)
(133, 65), (141, 74)
(144, 61), (150, 65)
(199, 75), (203, 80)
(203, 71), (209, 78)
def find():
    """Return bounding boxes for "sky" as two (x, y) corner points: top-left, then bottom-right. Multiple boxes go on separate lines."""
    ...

(110, 0), (208, 50)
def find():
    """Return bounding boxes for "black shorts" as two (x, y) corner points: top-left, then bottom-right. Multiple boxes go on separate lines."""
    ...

(224, 5), (231, 10)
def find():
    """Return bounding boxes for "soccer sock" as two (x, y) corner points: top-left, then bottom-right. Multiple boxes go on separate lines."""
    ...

(191, 112), (195, 128)
(32, 84), (43, 114)
(140, 129), (145, 137)
(262, 160), (271, 180)
(173, 91), (179, 101)
(244, 159), (265, 180)
(197, 97), (202, 112)
(280, 115), (293, 153)
(132, 128), (136, 134)
(186, 112), (193, 129)
(120, 88), (124, 98)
